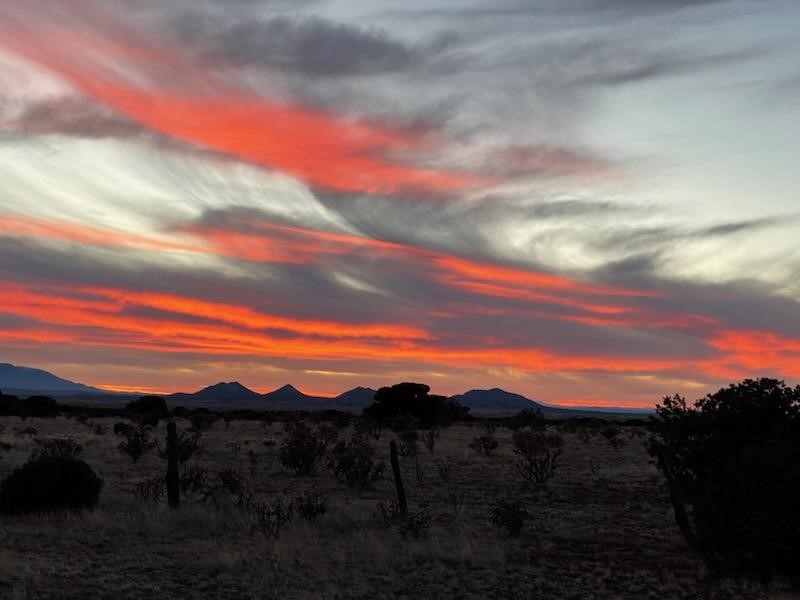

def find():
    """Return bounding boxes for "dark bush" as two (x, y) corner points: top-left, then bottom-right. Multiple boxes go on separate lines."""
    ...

(363, 382), (469, 428)
(279, 421), (337, 475)
(113, 422), (134, 436)
(506, 408), (545, 431)
(0, 394), (59, 418)
(469, 434), (499, 456)
(292, 491), (328, 521)
(396, 429), (419, 457)
(649, 378), (800, 579)
(354, 417), (383, 440)
(251, 498), (293, 539)
(189, 411), (217, 433)
(0, 455), (102, 515)
(126, 395), (167, 415)
(157, 430), (201, 464)
(490, 498), (529, 536)
(118, 425), (156, 463)
(512, 430), (563, 485)
(420, 427), (440, 452)
(329, 436), (384, 489)
(600, 425), (625, 450)
(32, 436), (83, 459)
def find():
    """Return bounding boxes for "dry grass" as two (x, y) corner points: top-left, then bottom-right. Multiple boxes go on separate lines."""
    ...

(0, 416), (788, 599)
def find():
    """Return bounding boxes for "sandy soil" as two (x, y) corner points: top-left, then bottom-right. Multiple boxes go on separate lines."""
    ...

(0, 416), (784, 599)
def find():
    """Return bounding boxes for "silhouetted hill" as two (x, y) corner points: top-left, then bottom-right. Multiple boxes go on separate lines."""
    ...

(262, 384), (313, 402)
(451, 388), (544, 413)
(0, 363), (101, 395)
(169, 381), (262, 404)
(335, 386), (376, 405)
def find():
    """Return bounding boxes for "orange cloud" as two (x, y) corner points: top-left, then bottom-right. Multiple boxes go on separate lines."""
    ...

(1, 15), (488, 196)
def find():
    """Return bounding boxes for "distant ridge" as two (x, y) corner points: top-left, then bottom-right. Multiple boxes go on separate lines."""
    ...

(0, 362), (101, 395)
(452, 387), (543, 413)
(168, 381), (262, 404)
(0, 362), (652, 415)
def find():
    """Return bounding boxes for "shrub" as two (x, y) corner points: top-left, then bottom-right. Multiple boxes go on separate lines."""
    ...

(0, 455), (102, 515)
(649, 378), (800, 579)
(420, 427), (440, 452)
(32, 436), (83, 459)
(118, 425), (157, 463)
(189, 411), (217, 433)
(436, 460), (466, 515)
(157, 430), (201, 464)
(113, 421), (134, 436)
(506, 408), (545, 431)
(398, 509), (431, 539)
(251, 498), (294, 539)
(134, 476), (165, 503)
(329, 436), (384, 489)
(512, 430), (563, 485)
(246, 449), (261, 478)
(600, 425), (625, 450)
(490, 498), (529, 536)
(126, 395), (167, 415)
(292, 491), (328, 521)
(354, 417), (383, 440)
(374, 501), (431, 539)
(469, 435), (499, 456)
(279, 421), (337, 475)
(396, 429), (419, 457)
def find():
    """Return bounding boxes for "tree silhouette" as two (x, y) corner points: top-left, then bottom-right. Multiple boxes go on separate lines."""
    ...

(649, 377), (800, 579)
(363, 382), (469, 428)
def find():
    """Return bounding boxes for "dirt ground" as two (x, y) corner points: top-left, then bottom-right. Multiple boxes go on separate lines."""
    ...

(0, 416), (785, 599)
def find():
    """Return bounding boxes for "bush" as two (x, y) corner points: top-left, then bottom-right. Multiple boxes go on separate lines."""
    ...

(600, 425), (625, 450)
(490, 498), (529, 536)
(396, 429), (419, 457)
(32, 436), (83, 459)
(279, 421), (337, 475)
(126, 395), (167, 415)
(113, 421), (134, 436)
(512, 430), (563, 485)
(469, 435), (499, 456)
(329, 436), (384, 489)
(506, 408), (545, 431)
(157, 430), (201, 464)
(354, 417), (383, 440)
(189, 411), (217, 433)
(0, 455), (102, 514)
(420, 427), (440, 452)
(251, 498), (294, 539)
(649, 378), (800, 579)
(118, 425), (156, 463)
(292, 491), (328, 521)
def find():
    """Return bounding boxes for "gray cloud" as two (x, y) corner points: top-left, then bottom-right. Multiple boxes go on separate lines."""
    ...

(189, 16), (431, 76)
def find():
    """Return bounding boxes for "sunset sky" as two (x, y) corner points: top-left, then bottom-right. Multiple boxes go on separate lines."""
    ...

(0, 0), (798, 406)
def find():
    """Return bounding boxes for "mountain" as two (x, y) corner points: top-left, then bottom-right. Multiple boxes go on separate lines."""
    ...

(334, 386), (376, 405)
(451, 388), (544, 413)
(168, 381), (262, 404)
(0, 362), (101, 395)
(262, 384), (316, 403)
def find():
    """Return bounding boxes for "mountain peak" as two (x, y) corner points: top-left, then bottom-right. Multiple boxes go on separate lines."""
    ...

(0, 362), (99, 394)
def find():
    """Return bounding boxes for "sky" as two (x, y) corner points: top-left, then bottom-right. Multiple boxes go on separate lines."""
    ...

(0, 0), (798, 406)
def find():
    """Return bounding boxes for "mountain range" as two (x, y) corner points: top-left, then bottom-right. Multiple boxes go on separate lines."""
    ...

(0, 362), (651, 415)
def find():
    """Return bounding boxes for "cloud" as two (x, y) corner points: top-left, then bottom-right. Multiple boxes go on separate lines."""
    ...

(184, 15), (427, 76)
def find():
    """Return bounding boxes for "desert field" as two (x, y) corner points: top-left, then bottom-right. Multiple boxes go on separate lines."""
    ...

(0, 415), (782, 599)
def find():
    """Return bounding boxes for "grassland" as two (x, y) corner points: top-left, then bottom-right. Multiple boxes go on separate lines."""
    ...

(0, 416), (785, 599)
